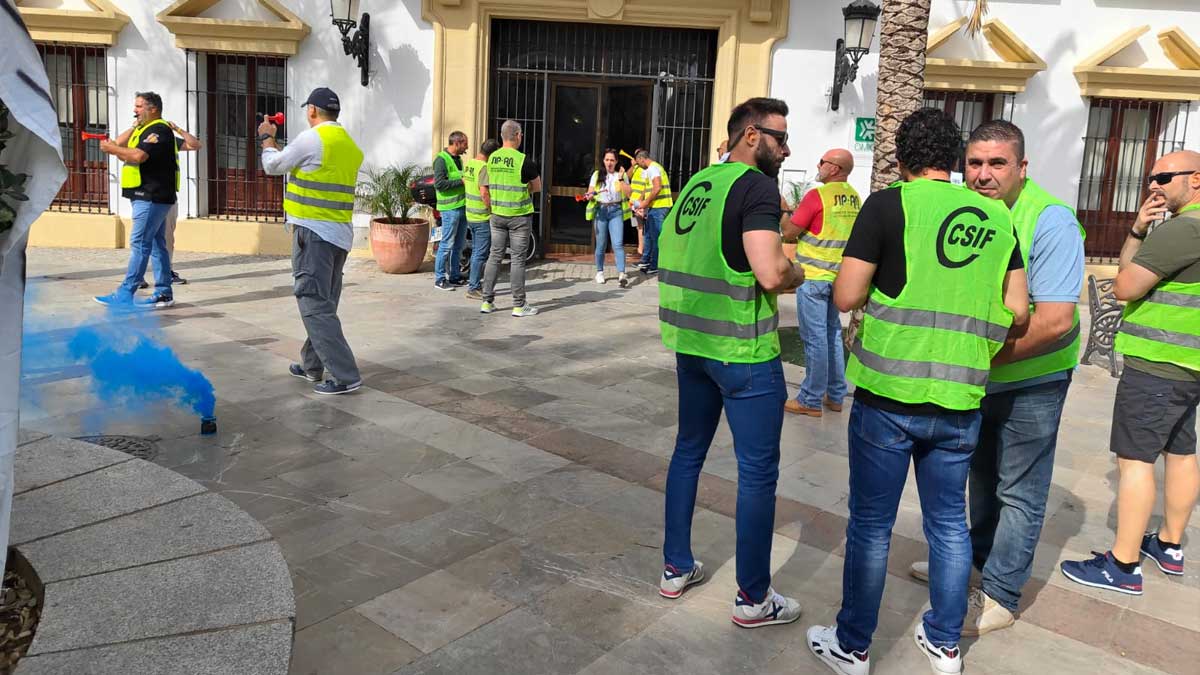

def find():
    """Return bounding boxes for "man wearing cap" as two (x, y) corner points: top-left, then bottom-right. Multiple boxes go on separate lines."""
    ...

(259, 87), (365, 395)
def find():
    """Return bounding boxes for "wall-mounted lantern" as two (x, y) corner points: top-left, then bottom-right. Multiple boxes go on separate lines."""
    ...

(831, 0), (881, 111)
(330, 0), (370, 87)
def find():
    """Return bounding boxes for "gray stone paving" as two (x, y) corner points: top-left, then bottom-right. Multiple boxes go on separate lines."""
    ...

(18, 247), (1200, 675)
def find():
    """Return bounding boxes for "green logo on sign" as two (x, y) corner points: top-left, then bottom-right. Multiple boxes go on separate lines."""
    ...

(855, 118), (876, 144)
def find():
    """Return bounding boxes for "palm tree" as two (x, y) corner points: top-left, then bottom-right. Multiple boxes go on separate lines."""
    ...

(869, 0), (934, 192)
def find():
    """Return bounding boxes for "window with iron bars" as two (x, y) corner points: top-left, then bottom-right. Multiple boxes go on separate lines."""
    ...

(1076, 98), (1189, 260)
(190, 53), (289, 221)
(38, 44), (110, 212)
(922, 90), (1016, 171)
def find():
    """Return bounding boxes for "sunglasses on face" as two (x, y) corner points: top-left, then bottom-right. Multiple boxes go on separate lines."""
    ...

(819, 158), (845, 172)
(753, 125), (789, 148)
(1147, 170), (1196, 186)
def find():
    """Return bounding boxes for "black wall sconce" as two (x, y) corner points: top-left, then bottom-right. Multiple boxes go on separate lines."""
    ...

(331, 0), (370, 87)
(831, 0), (881, 111)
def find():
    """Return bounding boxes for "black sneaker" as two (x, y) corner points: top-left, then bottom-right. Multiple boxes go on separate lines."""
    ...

(434, 279), (454, 291)
(313, 379), (362, 395)
(137, 280), (150, 290)
(449, 278), (468, 287)
(171, 271), (188, 285)
(644, 268), (659, 276)
(135, 294), (175, 309)
(288, 363), (322, 382)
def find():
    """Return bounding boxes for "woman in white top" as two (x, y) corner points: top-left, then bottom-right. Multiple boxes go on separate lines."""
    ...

(584, 149), (630, 287)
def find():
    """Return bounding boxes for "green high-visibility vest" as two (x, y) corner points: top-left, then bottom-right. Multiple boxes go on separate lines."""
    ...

(847, 179), (1017, 410)
(435, 150), (466, 211)
(584, 170), (632, 223)
(1114, 203), (1200, 371)
(991, 179), (1086, 383)
(658, 162), (780, 363)
(629, 166), (646, 205)
(119, 120), (179, 192)
(795, 182), (860, 282)
(644, 161), (674, 209)
(283, 124), (363, 224)
(463, 158), (490, 223)
(487, 147), (534, 217)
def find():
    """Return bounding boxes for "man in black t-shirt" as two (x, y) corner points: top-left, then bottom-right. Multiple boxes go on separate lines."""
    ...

(94, 91), (179, 309)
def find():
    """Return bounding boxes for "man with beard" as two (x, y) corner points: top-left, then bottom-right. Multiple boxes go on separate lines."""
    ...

(656, 97), (806, 629)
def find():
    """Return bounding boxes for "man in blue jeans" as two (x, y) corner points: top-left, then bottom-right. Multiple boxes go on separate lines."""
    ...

(463, 138), (499, 299)
(657, 97), (805, 628)
(94, 91), (178, 309)
(633, 149), (673, 275)
(433, 131), (469, 291)
(909, 121), (1085, 637)
(782, 148), (860, 417)
(806, 109), (1028, 675)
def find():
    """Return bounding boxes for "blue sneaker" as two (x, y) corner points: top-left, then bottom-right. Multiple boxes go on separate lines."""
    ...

(1141, 533), (1184, 576)
(1060, 551), (1143, 595)
(313, 379), (362, 396)
(93, 292), (134, 308)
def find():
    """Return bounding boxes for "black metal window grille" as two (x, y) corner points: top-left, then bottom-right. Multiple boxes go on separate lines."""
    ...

(489, 19), (718, 201)
(1077, 98), (1189, 260)
(38, 44), (110, 212)
(186, 53), (289, 221)
(922, 90), (1015, 170)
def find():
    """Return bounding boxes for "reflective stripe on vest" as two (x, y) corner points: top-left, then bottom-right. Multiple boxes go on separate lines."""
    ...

(990, 179), (1086, 384)
(657, 161), (780, 363)
(584, 171), (632, 223)
(284, 124), (363, 224)
(462, 158), (490, 223)
(1116, 275), (1200, 371)
(119, 120), (179, 192)
(435, 150), (466, 211)
(846, 179), (1016, 410)
(645, 161), (673, 209)
(487, 147), (534, 216)
(796, 182), (860, 282)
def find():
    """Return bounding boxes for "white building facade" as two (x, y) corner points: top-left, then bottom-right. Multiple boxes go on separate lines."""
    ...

(19, 0), (1200, 260)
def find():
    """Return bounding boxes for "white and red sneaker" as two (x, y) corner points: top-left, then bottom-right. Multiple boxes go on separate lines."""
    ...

(731, 587), (801, 628)
(806, 625), (869, 675)
(659, 561), (705, 599)
(1141, 533), (1184, 576)
(914, 622), (963, 674)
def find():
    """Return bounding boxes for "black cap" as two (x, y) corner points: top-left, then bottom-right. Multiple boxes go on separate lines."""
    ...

(302, 87), (341, 112)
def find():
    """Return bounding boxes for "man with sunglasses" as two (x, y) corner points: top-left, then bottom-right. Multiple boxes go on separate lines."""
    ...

(1061, 150), (1200, 595)
(908, 120), (1085, 637)
(781, 148), (860, 419)
(657, 97), (805, 630)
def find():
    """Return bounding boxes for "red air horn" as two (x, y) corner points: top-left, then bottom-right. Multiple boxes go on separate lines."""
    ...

(256, 112), (285, 126)
(80, 131), (109, 141)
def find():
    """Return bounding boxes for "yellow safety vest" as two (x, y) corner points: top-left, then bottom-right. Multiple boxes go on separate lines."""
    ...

(283, 124), (363, 224)
(643, 161), (673, 209)
(119, 120), (179, 192)
(795, 182), (860, 282)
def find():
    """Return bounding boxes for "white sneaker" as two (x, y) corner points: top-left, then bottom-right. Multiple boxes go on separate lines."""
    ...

(961, 588), (1014, 637)
(595, 271), (606, 284)
(731, 587), (801, 628)
(659, 561), (705, 599)
(914, 622), (963, 674)
(511, 305), (539, 317)
(806, 625), (869, 675)
(619, 272), (629, 288)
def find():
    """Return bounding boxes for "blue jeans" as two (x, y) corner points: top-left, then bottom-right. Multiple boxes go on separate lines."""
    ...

(664, 353), (787, 601)
(641, 207), (667, 270)
(969, 377), (1071, 612)
(837, 400), (980, 652)
(594, 204), (626, 273)
(467, 218), (491, 291)
(796, 280), (847, 408)
(434, 206), (467, 283)
(120, 200), (173, 297)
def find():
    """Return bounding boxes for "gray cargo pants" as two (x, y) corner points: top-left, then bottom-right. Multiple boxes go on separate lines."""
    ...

(482, 214), (532, 308)
(292, 226), (360, 385)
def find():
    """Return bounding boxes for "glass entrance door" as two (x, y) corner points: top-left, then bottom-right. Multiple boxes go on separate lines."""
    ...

(546, 81), (652, 250)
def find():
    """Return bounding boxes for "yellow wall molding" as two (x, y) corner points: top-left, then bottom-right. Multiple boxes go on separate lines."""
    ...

(15, 0), (129, 46)
(421, 0), (788, 162)
(28, 212), (125, 249)
(1074, 25), (1200, 101)
(173, 218), (293, 256)
(1159, 26), (1200, 70)
(925, 17), (1045, 93)
(156, 0), (311, 56)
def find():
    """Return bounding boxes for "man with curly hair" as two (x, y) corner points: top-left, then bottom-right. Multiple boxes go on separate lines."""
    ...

(805, 108), (1029, 675)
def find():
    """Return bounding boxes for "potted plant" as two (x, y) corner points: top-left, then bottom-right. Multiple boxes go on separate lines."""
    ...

(358, 163), (430, 274)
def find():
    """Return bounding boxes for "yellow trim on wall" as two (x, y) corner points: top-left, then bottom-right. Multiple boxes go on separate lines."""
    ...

(15, 0), (129, 46)
(157, 0), (311, 56)
(28, 212), (125, 249)
(420, 0), (788, 162)
(924, 17), (1045, 93)
(1074, 26), (1200, 101)
(172, 218), (293, 255)
(1159, 27), (1200, 70)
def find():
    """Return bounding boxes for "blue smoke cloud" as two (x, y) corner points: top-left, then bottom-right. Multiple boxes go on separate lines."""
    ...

(21, 283), (215, 430)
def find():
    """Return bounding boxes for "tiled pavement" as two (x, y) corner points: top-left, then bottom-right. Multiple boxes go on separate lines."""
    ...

(20, 248), (1200, 675)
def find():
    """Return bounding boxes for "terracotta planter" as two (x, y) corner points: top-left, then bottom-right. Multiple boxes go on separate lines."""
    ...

(370, 218), (429, 274)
